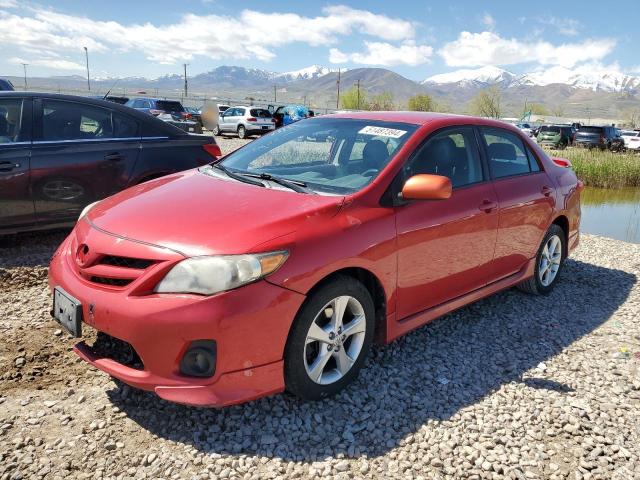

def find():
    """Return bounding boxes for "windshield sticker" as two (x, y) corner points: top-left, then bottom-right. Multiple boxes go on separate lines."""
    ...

(358, 126), (407, 138)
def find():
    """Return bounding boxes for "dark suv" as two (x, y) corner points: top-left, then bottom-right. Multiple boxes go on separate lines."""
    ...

(574, 126), (623, 150)
(125, 98), (202, 133)
(536, 125), (574, 149)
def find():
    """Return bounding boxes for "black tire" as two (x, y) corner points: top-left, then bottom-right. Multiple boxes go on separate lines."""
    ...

(284, 276), (375, 401)
(237, 125), (246, 139)
(518, 224), (566, 295)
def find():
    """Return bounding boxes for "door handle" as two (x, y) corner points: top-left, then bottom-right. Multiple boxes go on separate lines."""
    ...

(0, 161), (19, 172)
(541, 185), (553, 197)
(104, 153), (122, 161)
(478, 199), (498, 213)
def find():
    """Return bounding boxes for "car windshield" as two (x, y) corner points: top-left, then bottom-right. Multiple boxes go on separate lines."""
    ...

(250, 109), (272, 118)
(215, 118), (418, 194)
(157, 101), (184, 112)
(540, 126), (560, 133)
(621, 131), (638, 137)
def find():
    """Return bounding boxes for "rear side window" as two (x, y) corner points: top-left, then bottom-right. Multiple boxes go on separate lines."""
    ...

(236, 108), (246, 116)
(405, 127), (483, 188)
(250, 109), (271, 118)
(42, 100), (138, 141)
(481, 128), (538, 179)
(0, 98), (23, 144)
(156, 101), (184, 112)
(579, 126), (603, 134)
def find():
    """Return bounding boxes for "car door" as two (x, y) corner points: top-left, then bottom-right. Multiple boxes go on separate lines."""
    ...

(218, 108), (235, 132)
(231, 108), (244, 132)
(479, 127), (555, 279)
(395, 126), (499, 319)
(0, 96), (34, 231)
(30, 98), (141, 226)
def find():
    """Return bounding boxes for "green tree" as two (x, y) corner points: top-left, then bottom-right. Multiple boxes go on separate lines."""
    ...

(407, 94), (436, 111)
(367, 92), (395, 111)
(340, 86), (367, 110)
(551, 105), (565, 117)
(468, 87), (502, 118)
(528, 103), (549, 115)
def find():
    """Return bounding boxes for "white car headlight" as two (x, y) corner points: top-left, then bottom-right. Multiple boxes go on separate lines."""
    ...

(78, 201), (99, 221)
(154, 251), (288, 295)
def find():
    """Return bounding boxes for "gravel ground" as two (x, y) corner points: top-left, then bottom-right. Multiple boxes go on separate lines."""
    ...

(1, 145), (639, 479)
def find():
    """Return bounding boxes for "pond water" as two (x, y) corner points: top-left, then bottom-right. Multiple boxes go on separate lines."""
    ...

(580, 187), (640, 244)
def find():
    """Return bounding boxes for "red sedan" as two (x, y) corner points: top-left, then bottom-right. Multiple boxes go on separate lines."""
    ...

(49, 112), (582, 407)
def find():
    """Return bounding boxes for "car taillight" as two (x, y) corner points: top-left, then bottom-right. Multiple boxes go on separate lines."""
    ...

(247, 117), (257, 122)
(149, 109), (163, 116)
(202, 143), (222, 159)
(271, 118), (276, 123)
(572, 133), (576, 142)
(552, 157), (572, 168)
(599, 134), (605, 144)
(182, 112), (192, 119)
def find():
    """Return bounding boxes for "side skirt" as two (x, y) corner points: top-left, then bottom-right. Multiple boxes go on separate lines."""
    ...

(385, 257), (536, 343)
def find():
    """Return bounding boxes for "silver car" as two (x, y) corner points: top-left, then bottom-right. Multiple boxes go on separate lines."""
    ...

(213, 106), (275, 139)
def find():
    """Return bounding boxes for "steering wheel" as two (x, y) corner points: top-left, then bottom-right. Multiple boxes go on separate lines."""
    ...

(362, 168), (379, 177)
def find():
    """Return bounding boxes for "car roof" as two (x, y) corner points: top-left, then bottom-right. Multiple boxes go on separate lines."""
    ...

(0, 91), (188, 136)
(321, 111), (522, 130)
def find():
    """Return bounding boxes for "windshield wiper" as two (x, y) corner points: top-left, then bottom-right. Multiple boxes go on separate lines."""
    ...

(242, 172), (315, 194)
(213, 164), (265, 187)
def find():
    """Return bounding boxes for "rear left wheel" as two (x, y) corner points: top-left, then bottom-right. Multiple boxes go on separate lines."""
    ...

(518, 224), (565, 295)
(284, 276), (375, 400)
(237, 125), (246, 139)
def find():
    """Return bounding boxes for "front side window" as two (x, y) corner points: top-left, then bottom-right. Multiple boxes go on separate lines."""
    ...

(404, 127), (483, 188)
(481, 128), (536, 179)
(215, 118), (418, 194)
(42, 100), (138, 141)
(0, 98), (23, 144)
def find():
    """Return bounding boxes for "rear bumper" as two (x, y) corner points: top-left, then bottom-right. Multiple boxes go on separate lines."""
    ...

(49, 232), (306, 407)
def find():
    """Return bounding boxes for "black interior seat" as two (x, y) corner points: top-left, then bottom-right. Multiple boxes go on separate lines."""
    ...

(362, 139), (389, 172)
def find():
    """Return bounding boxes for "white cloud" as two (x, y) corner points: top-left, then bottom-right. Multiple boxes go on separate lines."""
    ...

(0, 5), (415, 67)
(8, 56), (85, 71)
(481, 13), (495, 30)
(329, 41), (433, 67)
(0, 0), (17, 8)
(538, 16), (581, 36)
(439, 31), (615, 68)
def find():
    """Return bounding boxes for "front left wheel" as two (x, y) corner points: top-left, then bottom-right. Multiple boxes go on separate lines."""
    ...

(284, 276), (375, 400)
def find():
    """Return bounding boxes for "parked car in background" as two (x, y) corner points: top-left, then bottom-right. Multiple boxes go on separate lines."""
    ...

(0, 79), (15, 91)
(125, 98), (201, 134)
(218, 104), (230, 114)
(49, 111), (581, 407)
(621, 130), (640, 150)
(270, 104), (310, 128)
(574, 125), (622, 150)
(213, 106), (275, 138)
(0, 92), (221, 235)
(185, 107), (203, 127)
(90, 95), (129, 105)
(516, 123), (533, 137)
(536, 125), (574, 149)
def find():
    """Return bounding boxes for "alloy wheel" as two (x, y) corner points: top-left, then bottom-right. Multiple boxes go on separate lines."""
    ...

(303, 295), (367, 385)
(42, 180), (84, 200)
(539, 234), (562, 287)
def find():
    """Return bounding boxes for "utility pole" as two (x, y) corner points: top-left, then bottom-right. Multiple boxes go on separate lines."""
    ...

(83, 47), (91, 92)
(336, 68), (341, 109)
(183, 64), (189, 98)
(273, 84), (277, 103)
(356, 79), (361, 110)
(21, 63), (28, 90)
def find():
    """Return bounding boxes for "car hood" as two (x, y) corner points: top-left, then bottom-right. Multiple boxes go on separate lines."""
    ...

(86, 169), (344, 257)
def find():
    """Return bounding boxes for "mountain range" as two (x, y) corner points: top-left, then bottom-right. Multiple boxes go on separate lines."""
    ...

(5, 64), (640, 119)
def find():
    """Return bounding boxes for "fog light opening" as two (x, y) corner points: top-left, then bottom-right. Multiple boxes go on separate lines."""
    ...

(180, 340), (216, 377)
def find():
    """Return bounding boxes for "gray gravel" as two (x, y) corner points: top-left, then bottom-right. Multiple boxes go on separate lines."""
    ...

(1, 165), (639, 480)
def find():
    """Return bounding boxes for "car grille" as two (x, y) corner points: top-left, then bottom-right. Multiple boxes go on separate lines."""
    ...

(99, 255), (155, 270)
(90, 276), (133, 287)
(89, 332), (144, 370)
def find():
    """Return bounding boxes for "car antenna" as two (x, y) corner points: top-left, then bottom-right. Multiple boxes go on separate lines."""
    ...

(103, 79), (120, 100)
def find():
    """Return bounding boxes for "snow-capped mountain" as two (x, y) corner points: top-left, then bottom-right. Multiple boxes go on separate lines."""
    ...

(276, 65), (340, 82)
(424, 66), (517, 87)
(425, 65), (640, 93)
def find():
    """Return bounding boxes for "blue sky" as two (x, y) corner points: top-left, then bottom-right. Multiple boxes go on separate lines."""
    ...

(1, 0), (638, 81)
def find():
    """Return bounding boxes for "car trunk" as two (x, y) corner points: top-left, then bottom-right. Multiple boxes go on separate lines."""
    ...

(575, 127), (603, 144)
